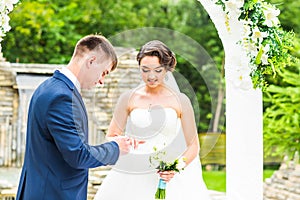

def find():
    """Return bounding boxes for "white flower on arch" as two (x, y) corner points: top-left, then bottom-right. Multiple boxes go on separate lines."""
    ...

(1, 14), (12, 33)
(262, 4), (280, 27)
(224, 0), (244, 16)
(251, 26), (268, 44)
(261, 44), (270, 65)
(0, 0), (19, 60)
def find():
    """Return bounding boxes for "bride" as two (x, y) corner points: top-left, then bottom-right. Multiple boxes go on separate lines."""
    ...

(94, 40), (211, 200)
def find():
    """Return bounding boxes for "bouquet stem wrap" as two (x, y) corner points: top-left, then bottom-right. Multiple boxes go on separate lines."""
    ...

(155, 178), (166, 199)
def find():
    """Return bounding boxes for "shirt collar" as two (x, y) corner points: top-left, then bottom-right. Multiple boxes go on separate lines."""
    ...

(60, 67), (81, 92)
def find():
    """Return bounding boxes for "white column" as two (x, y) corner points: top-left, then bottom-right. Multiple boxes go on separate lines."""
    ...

(226, 82), (263, 200)
(198, 1), (263, 199)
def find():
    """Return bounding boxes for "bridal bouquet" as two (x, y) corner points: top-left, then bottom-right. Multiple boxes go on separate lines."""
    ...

(149, 148), (186, 199)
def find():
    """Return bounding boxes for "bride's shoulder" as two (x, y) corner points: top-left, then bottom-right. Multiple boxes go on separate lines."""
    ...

(116, 89), (142, 107)
(177, 92), (192, 104)
(118, 88), (137, 99)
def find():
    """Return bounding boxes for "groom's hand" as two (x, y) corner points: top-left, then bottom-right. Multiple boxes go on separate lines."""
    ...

(111, 136), (132, 155)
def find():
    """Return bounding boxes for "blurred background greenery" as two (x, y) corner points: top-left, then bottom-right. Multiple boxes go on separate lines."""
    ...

(2, 0), (300, 182)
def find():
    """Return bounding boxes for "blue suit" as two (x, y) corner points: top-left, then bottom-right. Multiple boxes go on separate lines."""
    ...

(16, 70), (119, 200)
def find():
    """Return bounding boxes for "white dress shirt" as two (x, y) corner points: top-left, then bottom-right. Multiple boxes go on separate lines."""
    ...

(60, 67), (81, 93)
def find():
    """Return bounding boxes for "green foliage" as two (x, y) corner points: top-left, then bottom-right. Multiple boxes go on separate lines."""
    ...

(3, 0), (101, 63)
(240, 0), (297, 90)
(260, 0), (300, 160)
(202, 170), (226, 192)
(172, 1), (225, 132)
(3, 0), (299, 137)
(7, 0), (224, 132)
(215, 0), (297, 90)
(263, 58), (300, 158)
(202, 169), (275, 192)
(267, 0), (300, 33)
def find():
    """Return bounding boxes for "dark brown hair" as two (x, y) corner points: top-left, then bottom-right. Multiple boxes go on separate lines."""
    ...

(74, 34), (118, 71)
(136, 40), (177, 71)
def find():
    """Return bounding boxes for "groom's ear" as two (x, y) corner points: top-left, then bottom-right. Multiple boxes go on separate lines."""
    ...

(86, 56), (96, 69)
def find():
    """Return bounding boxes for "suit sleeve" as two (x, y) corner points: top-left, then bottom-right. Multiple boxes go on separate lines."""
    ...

(46, 92), (120, 169)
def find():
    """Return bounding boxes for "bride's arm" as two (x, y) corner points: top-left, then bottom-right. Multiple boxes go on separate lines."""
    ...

(106, 91), (131, 138)
(158, 93), (200, 183)
(106, 91), (145, 149)
(178, 93), (200, 167)
(103, 92), (133, 154)
(159, 93), (200, 182)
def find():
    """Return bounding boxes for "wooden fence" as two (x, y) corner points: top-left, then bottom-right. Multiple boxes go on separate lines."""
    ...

(199, 133), (226, 166)
(198, 132), (282, 166)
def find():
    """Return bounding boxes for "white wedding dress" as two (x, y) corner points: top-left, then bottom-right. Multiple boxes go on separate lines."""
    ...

(94, 107), (211, 200)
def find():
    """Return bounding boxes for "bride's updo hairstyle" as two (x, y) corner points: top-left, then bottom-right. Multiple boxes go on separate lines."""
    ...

(136, 40), (177, 72)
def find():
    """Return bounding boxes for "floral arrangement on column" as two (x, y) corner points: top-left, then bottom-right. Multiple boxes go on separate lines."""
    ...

(0, 0), (19, 61)
(214, 0), (297, 90)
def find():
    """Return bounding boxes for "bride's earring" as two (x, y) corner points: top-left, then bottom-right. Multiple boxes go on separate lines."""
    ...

(165, 74), (169, 81)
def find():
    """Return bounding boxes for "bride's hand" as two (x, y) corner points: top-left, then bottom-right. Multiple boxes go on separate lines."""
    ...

(158, 170), (176, 183)
(130, 138), (145, 149)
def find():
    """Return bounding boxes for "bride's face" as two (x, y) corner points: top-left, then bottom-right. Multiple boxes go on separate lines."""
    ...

(139, 56), (167, 88)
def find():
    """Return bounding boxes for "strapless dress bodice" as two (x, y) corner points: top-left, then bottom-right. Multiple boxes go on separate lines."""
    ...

(125, 107), (180, 154)
(112, 107), (187, 173)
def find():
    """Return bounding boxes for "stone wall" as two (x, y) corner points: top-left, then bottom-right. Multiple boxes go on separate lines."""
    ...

(0, 63), (18, 167)
(264, 153), (300, 200)
(0, 47), (140, 167)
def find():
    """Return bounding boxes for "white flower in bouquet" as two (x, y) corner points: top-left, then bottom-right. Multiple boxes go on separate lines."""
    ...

(153, 157), (186, 200)
(176, 157), (186, 170)
(149, 146), (187, 200)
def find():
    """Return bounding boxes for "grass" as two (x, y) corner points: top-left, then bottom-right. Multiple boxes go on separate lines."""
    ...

(263, 169), (275, 180)
(203, 170), (226, 192)
(202, 169), (275, 192)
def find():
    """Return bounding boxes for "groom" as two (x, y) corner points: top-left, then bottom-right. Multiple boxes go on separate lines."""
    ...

(16, 34), (132, 200)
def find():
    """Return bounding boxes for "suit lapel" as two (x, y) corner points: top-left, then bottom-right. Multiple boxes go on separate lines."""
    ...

(73, 89), (88, 123)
